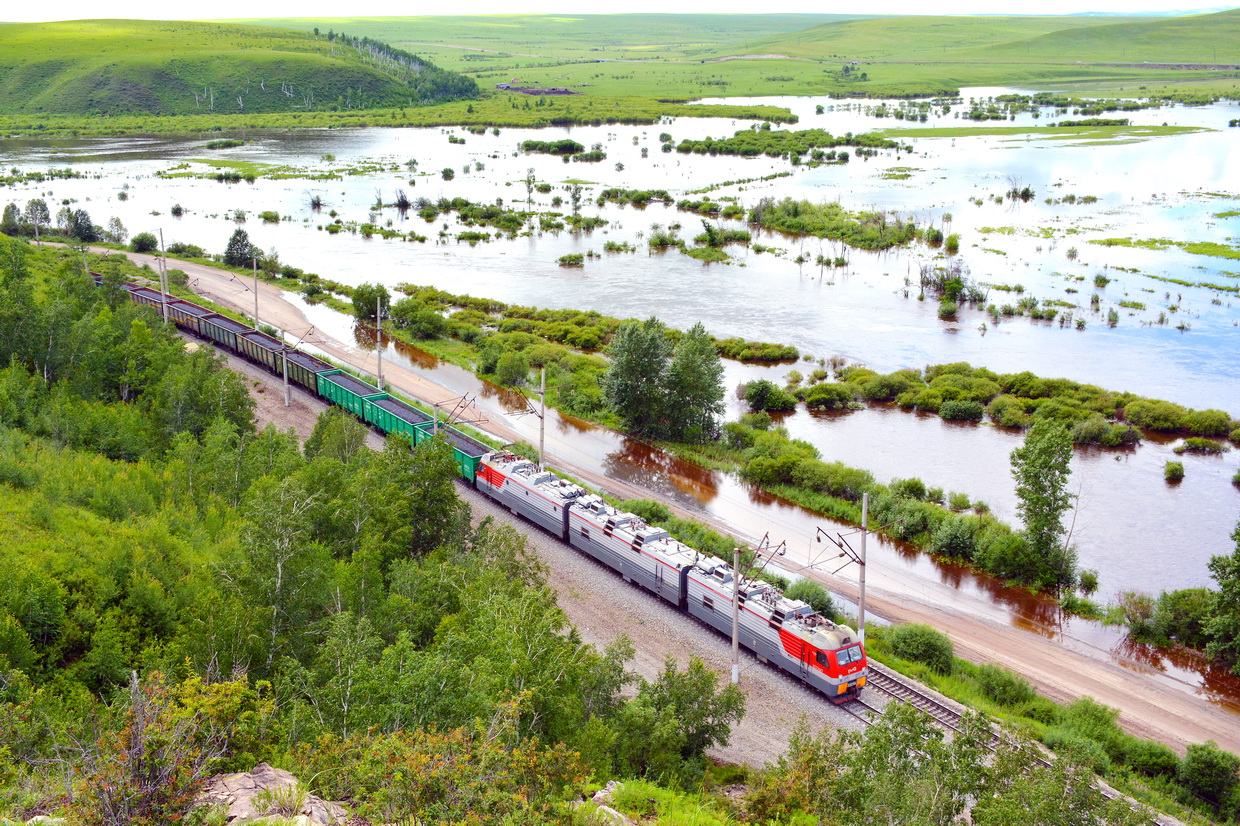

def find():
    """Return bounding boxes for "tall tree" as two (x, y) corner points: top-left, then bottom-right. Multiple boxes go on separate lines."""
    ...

(664, 321), (724, 441)
(223, 228), (256, 267)
(1009, 419), (1077, 592)
(24, 198), (49, 247)
(1205, 519), (1240, 673)
(601, 316), (671, 435)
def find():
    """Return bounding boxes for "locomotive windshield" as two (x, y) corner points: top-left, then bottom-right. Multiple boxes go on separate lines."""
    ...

(836, 644), (864, 665)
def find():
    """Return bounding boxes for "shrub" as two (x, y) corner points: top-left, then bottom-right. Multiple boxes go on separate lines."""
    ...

(939, 399), (984, 421)
(170, 203), (184, 217)
(803, 382), (854, 410)
(1183, 408), (1233, 437)
(946, 491), (971, 511)
(1125, 739), (1180, 778)
(495, 351), (529, 387)
(259, 211), (280, 223)
(945, 233), (960, 253)
(1124, 399), (1186, 432)
(1070, 414), (1110, 445)
(937, 298), (958, 319)
(1042, 728), (1111, 774)
(744, 380), (798, 412)
(1164, 461), (1184, 482)
(885, 623), (953, 674)
(784, 579), (834, 617)
(974, 662), (1036, 706)
(130, 232), (159, 253)
(1174, 437), (1229, 455)
(557, 253), (584, 267)
(889, 477), (927, 500)
(929, 515), (977, 560)
(1178, 741), (1240, 805)
(1078, 569), (1099, 596)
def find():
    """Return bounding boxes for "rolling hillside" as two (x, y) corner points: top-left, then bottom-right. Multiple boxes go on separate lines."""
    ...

(730, 10), (1240, 65)
(0, 19), (478, 116)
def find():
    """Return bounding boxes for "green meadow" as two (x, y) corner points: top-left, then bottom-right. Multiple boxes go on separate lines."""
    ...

(2, 12), (1239, 135)
(0, 19), (475, 117)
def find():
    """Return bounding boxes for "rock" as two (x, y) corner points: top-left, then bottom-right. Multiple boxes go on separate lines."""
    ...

(25, 818), (66, 826)
(194, 763), (347, 825)
(592, 804), (635, 826)
(591, 780), (623, 805)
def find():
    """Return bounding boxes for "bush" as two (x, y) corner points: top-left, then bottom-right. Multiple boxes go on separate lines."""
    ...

(885, 623), (954, 674)
(130, 232), (159, 253)
(744, 380), (798, 412)
(1164, 461), (1185, 482)
(495, 351), (529, 387)
(946, 491), (970, 511)
(557, 253), (584, 267)
(974, 662), (1036, 706)
(889, 476), (927, 500)
(1125, 738), (1181, 779)
(784, 579), (834, 618)
(259, 211), (280, 223)
(1042, 728), (1111, 774)
(1174, 437), (1229, 455)
(939, 399), (984, 421)
(1124, 399), (1186, 432)
(803, 382), (854, 410)
(1183, 408), (1233, 437)
(1178, 741), (1240, 805)
(929, 515), (977, 560)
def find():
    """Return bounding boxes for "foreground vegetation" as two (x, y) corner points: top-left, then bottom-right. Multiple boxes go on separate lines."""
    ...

(2, 238), (1220, 823)
(5, 237), (1225, 825)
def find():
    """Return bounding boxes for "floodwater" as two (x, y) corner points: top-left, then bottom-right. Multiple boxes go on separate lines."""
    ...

(4, 87), (1240, 707)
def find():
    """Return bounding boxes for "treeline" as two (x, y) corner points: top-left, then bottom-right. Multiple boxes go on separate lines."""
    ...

(674, 125), (906, 158)
(315, 28), (479, 103)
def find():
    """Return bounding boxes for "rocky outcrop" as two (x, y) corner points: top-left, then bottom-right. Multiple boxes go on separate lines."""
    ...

(195, 763), (347, 825)
(585, 781), (635, 826)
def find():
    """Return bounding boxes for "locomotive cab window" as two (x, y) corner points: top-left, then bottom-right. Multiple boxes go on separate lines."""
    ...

(836, 645), (864, 665)
(815, 651), (829, 668)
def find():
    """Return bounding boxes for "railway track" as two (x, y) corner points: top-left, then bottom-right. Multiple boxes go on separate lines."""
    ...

(853, 669), (1170, 824)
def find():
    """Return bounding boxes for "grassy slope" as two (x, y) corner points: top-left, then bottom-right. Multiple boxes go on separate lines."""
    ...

(733, 9), (1240, 66)
(961, 9), (1240, 64)
(230, 14), (859, 65)
(0, 19), (463, 116)
(732, 15), (1129, 62)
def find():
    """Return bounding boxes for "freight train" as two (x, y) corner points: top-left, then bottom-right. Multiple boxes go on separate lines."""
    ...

(106, 276), (868, 703)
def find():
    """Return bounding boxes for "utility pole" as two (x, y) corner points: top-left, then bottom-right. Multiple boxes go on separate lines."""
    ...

(375, 295), (384, 391)
(539, 367), (546, 469)
(731, 547), (741, 686)
(158, 229), (169, 324)
(814, 490), (873, 644)
(859, 492), (868, 643)
(252, 257), (259, 329)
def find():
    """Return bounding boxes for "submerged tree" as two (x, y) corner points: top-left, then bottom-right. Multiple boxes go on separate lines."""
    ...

(602, 316), (672, 436)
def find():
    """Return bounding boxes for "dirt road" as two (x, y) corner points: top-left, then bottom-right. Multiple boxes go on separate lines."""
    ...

(110, 247), (1240, 757)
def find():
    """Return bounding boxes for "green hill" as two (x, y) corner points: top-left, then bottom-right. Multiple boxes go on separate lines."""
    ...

(961, 9), (1240, 64)
(730, 10), (1240, 65)
(0, 19), (478, 116)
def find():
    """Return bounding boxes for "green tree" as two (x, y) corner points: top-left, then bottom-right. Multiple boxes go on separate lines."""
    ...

(222, 228), (256, 267)
(24, 198), (49, 246)
(352, 282), (390, 322)
(1206, 520), (1240, 672)
(1009, 418), (1077, 591)
(0, 203), (21, 236)
(1177, 740), (1240, 806)
(601, 316), (671, 435)
(495, 350), (529, 387)
(664, 322), (724, 441)
(107, 217), (129, 245)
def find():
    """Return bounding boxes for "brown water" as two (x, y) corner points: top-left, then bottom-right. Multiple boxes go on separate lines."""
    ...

(5, 86), (1240, 709)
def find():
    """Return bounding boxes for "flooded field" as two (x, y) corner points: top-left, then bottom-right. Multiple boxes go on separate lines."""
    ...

(5, 87), (1240, 702)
